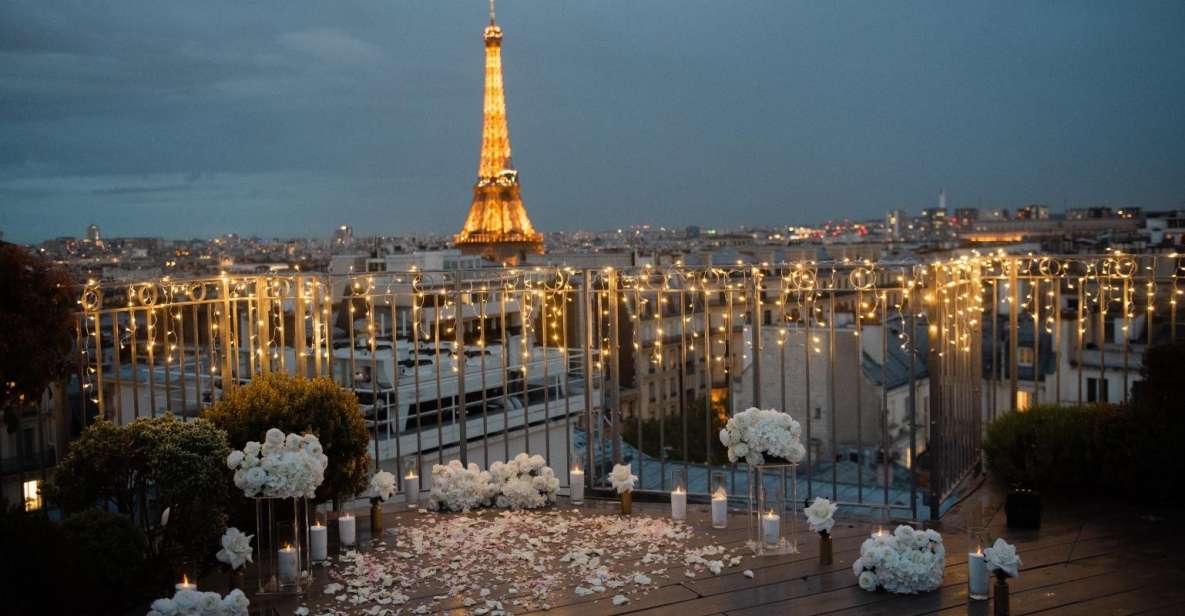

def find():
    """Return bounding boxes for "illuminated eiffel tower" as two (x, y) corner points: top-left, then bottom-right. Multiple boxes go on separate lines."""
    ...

(454, 0), (544, 265)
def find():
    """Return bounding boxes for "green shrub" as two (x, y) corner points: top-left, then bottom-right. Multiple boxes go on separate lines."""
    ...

(62, 510), (147, 612)
(205, 372), (371, 504)
(983, 404), (1106, 491)
(0, 507), (79, 614)
(47, 414), (231, 581)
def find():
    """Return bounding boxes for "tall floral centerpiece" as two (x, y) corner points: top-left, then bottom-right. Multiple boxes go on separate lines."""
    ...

(610, 464), (637, 515)
(214, 527), (253, 590)
(852, 525), (945, 594)
(985, 538), (1021, 616)
(720, 407), (805, 555)
(804, 497), (838, 565)
(369, 470), (396, 534)
(226, 428), (327, 595)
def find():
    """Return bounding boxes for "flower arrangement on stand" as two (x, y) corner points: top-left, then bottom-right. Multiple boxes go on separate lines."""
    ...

(426, 460), (498, 512)
(489, 453), (561, 510)
(610, 464), (638, 515)
(852, 525), (946, 594)
(147, 589), (249, 616)
(369, 470), (396, 534)
(985, 538), (1021, 616)
(215, 527), (253, 590)
(226, 428), (327, 596)
(719, 407), (806, 466)
(804, 497), (838, 565)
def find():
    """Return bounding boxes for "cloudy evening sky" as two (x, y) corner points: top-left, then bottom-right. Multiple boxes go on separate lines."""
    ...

(1, 0), (1183, 243)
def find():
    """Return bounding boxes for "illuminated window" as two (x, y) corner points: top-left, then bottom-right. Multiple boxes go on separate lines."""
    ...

(1016, 390), (1032, 411)
(23, 480), (42, 512)
(1017, 346), (1035, 367)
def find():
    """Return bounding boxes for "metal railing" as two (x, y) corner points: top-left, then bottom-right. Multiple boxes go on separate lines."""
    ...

(69, 254), (1183, 520)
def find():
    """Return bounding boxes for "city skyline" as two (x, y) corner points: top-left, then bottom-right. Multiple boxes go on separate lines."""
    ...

(2, 0), (1184, 243)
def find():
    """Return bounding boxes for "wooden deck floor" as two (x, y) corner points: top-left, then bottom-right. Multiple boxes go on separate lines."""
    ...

(243, 483), (1185, 616)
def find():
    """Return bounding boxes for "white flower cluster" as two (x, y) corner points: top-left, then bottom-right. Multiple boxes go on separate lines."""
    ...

(370, 470), (397, 502)
(984, 538), (1021, 578)
(609, 464), (637, 494)
(718, 407), (806, 466)
(147, 589), (248, 616)
(215, 527), (253, 570)
(226, 428), (328, 499)
(852, 525), (945, 594)
(804, 497), (838, 534)
(489, 453), (560, 510)
(427, 460), (499, 512)
(428, 456), (565, 512)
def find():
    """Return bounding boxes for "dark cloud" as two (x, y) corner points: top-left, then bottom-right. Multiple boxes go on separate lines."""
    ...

(1, 0), (1183, 242)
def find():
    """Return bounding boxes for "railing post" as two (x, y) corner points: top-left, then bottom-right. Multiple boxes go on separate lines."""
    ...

(750, 269), (763, 408)
(581, 270), (594, 487)
(294, 275), (308, 378)
(926, 264), (943, 522)
(219, 276), (234, 391)
(1008, 258), (1019, 411)
(454, 276), (468, 466)
(608, 268), (622, 464)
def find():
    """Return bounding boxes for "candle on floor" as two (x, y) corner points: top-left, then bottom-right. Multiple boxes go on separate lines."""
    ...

(277, 544), (298, 586)
(338, 513), (356, 547)
(310, 522), (328, 562)
(404, 471), (419, 508)
(968, 548), (989, 600)
(174, 574), (196, 592)
(762, 510), (781, 546)
(711, 488), (728, 529)
(569, 466), (585, 505)
(670, 487), (687, 521)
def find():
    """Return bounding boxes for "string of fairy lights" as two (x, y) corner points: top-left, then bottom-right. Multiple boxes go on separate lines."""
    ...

(73, 253), (1181, 427)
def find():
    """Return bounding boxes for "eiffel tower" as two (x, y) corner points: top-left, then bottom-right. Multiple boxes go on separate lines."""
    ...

(454, 0), (544, 265)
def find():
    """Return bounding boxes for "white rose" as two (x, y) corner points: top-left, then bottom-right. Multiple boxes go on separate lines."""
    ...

(150, 598), (177, 615)
(226, 450), (244, 470)
(803, 497), (837, 533)
(984, 538), (1021, 577)
(858, 571), (878, 591)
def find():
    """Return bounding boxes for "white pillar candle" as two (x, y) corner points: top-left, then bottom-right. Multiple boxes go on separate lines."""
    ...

(569, 469), (585, 504)
(670, 488), (687, 521)
(711, 490), (728, 528)
(175, 575), (196, 592)
(968, 550), (989, 600)
(762, 511), (781, 546)
(338, 513), (356, 547)
(404, 473), (419, 508)
(310, 524), (328, 562)
(277, 545), (298, 586)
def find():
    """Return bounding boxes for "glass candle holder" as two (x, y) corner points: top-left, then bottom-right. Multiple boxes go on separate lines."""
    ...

(670, 468), (687, 521)
(747, 463), (798, 555)
(710, 471), (728, 529)
(569, 464), (585, 505)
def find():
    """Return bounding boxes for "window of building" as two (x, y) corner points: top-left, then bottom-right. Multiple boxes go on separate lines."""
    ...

(23, 480), (42, 512)
(1016, 390), (1032, 411)
(1087, 377), (1109, 403)
(648, 382), (656, 402)
(814, 407), (822, 420)
(1017, 346), (1035, 367)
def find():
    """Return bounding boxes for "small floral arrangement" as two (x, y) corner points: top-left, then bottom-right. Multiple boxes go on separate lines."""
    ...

(215, 527), (253, 570)
(226, 428), (328, 499)
(852, 525), (945, 594)
(804, 497), (837, 535)
(489, 453), (560, 510)
(369, 470), (396, 503)
(147, 589), (249, 616)
(984, 538), (1021, 578)
(426, 460), (498, 512)
(609, 464), (637, 494)
(718, 407), (806, 466)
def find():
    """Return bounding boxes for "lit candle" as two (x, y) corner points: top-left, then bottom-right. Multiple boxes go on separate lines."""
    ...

(670, 487), (687, 521)
(968, 548), (989, 600)
(310, 523), (328, 562)
(711, 488), (728, 529)
(404, 471), (419, 508)
(277, 544), (298, 586)
(762, 509), (781, 546)
(338, 513), (356, 547)
(569, 466), (585, 504)
(174, 574), (196, 592)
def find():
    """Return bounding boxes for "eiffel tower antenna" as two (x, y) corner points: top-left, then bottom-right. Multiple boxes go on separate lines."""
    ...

(489, 0), (496, 24)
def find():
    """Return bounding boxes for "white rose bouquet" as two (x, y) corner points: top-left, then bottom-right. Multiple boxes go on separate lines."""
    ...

(489, 453), (560, 510)
(804, 497), (838, 535)
(147, 589), (249, 616)
(718, 407), (806, 466)
(984, 538), (1021, 578)
(426, 460), (498, 512)
(215, 527), (253, 570)
(226, 429), (328, 499)
(609, 464), (637, 494)
(852, 525), (945, 594)
(369, 470), (397, 503)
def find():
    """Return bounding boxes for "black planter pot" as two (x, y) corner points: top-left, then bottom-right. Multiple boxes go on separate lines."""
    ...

(1005, 488), (1041, 529)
